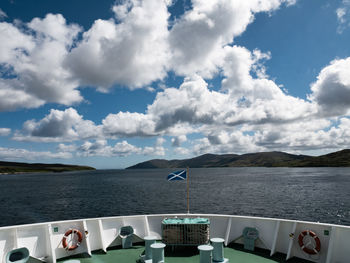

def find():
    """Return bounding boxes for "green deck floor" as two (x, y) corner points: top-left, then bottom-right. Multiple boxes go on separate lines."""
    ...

(60, 245), (287, 263)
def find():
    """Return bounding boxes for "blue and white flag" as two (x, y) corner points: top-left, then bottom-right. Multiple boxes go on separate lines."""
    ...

(167, 170), (187, 181)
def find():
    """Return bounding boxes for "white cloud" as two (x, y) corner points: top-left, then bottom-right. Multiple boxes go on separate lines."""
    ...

(66, 0), (170, 90)
(148, 75), (229, 131)
(28, 14), (81, 46)
(140, 137), (166, 156)
(146, 47), (315, 131)
(253, 117), (350, 151)
(13, 42), (316, 143)
(189, 116), (350, 156)
(77, 140), (141, 157)
(285, 0), (297, 6)
(76, 139), (165, 157)
(171, 135), (187, 147)
(0, 79), (44, 111)
(156, 137), (166, 146)
(57, 143), (77, 152)
(6, 0), (350, 159)
(143, 137), (166, 156)
(0, 22), (34, 63)
(309, 57), (350, 116)
(142, 146), (166, 156)
(0, 8), (7, 19)
(0, 128), (11, 136)
(14, 108), (100, 142)
(0, 22), (44, 110)
(102, 111), (156, 137)
(337, 8), (346, 24)
(112, 140), (142, 156)
(0, 14), (82, 111)
(336, 1), (350, 33)
(174, 147), (190, 155)
(166, 123), (196, 137)
(193, 131), (261, 155)
(0, 0), (298, 112)
(168, 0), (290, 77)
(13, 48), (349, 157)
(0, 147), (72, 161)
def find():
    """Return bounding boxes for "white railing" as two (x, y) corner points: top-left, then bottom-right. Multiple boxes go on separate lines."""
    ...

(0, 214), (349, 263)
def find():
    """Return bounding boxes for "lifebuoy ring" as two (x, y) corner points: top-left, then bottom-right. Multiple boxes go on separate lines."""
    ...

(62, 229), (83, 251)
(298, 230), (321, 255)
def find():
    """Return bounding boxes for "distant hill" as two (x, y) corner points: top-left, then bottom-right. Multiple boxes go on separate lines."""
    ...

(0, 161), (95, 174)
(288, 149), (350, 167)
(127, 149), (350, 169)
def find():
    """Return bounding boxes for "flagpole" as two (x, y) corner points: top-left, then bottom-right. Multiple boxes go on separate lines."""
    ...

(187, 167), (189, 214)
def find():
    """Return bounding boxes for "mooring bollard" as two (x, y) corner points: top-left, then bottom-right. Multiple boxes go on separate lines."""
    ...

(151, 242), (166, 263)
(210, 238), (229, 262)
(198, 244), (213, 263)
(144, 236), (157, 260)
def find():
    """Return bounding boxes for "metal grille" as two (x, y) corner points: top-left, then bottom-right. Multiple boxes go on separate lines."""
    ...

(162, 221), (210, 245)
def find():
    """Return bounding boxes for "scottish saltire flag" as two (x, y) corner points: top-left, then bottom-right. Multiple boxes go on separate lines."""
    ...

(167, 170), (187, 181)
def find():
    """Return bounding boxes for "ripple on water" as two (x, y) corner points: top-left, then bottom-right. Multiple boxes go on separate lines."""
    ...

(0, 167), (349, 227)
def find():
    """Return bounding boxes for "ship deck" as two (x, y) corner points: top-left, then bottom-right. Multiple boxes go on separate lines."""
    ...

(58, 243), (313, 263)
(3, 213), (341, 263)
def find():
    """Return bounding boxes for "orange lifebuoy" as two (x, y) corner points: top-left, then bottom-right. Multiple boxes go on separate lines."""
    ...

(298, 230), (321, 255)
(62, 229), (83, 251)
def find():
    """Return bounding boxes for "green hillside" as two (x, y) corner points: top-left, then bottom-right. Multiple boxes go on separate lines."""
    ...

(127, 149), (350, 169)
(0, 161), (95, 174)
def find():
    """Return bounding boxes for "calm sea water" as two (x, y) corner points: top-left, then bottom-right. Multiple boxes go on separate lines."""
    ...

(0, 167), (349, 227)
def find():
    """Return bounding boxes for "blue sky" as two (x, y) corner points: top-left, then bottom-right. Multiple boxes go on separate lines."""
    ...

(1, 0), (350, 168)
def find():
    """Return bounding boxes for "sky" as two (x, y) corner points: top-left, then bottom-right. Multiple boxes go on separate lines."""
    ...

(1, 0), (350, 169)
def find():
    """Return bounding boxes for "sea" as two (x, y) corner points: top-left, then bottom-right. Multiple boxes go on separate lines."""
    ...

(0, 167), (349, 227)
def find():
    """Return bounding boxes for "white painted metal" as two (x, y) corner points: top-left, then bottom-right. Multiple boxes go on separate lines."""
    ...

(270, 220), (280, 256)
(13, 229), (18, 250)
(325, 226), (335, 263)
(97, 219), (106, 252)
(47, 224), (56, 263)
(252, 218), (274, 250)
(144, 216), (150, 237)
(85, 220), (100, 251)
(82, 220), (91, 256)
(224, 217), (232, 246)
(326, 225), (350, 263)
(273, 221), (295, 256)
(147, 215), (163, 239)
(286, 221), (297, 260)
(0, 214), (349, 263)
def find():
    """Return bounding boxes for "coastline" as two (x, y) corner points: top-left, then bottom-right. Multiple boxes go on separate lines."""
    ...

(0, 161), (95, 175)
(0, 169), (95, 175)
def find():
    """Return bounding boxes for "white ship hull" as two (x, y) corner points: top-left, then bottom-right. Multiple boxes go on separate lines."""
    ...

(0, 214), (349, 263)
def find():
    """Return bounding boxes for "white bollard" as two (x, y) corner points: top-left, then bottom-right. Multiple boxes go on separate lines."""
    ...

(198, 245), (213, 263)
(144, 236), (157, 260)
(151, 243), (166, 263)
